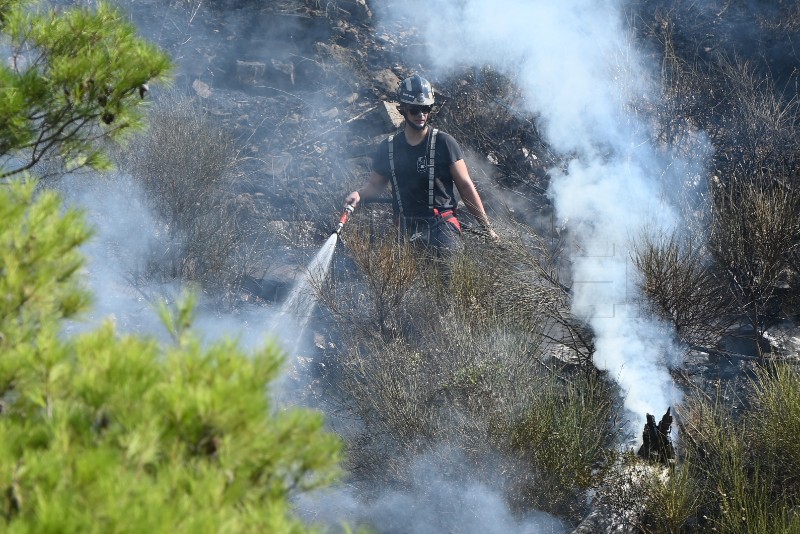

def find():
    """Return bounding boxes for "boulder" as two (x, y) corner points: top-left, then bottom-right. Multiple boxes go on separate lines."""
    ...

(340, 0), (372, 21)
(764, 321), (800, 357)
(263, 152), (293, 177)
(374, 68), (401, 96)
(294, 56), (326, 85)
(268, 58), (295, 86)
(236, 60), (266, 85)
(192, 78), (212, 98)
(380, 101), (404, 129)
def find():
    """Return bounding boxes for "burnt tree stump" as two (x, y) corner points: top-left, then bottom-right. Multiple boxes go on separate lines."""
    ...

(637, 407), (675, 464)
(571, 409), (676, 533)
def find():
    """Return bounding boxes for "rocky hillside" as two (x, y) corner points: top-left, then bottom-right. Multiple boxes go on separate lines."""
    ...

(119, 0), (800, 238)
(118, 0), (555, 236)
(94, 1), (800, 531)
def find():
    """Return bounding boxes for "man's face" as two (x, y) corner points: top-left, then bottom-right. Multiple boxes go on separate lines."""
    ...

(403, 104), (432, 130)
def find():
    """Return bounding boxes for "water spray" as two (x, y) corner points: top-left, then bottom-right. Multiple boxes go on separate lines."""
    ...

(335, 204), (354, 236)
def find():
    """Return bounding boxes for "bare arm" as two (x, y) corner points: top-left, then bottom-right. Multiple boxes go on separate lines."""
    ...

(345, 170), (389, 209)
(451, 160), (498, 238)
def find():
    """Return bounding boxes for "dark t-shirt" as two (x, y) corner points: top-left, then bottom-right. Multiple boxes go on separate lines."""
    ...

(371, 129), (464, 218)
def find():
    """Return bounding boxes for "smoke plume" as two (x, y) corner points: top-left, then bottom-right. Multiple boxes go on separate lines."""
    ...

(59, 171), (281, 354)
(375, 0), (701, 427)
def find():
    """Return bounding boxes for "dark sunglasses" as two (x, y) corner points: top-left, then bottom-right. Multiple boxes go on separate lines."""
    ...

(406, 105), (432, 115)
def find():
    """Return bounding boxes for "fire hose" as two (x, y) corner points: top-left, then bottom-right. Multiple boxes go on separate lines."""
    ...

(335, 203), (354, 236)
(334, 198), (392, 238)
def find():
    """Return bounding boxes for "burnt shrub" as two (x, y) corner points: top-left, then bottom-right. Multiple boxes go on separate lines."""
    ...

(433, 66), (560, 194)
(119, 92), (257, 299)
(632, 232), (737, 351)
(708, 174), (800, 356)
(638, 7), (800, 355)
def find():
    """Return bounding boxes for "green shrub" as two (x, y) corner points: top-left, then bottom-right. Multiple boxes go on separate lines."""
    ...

(750, 364), (800, 496)
(639, 458), (701, 533)
(321, 222), (619, 519)
(0, 179), (342, 532)
(668, 389), (800, 533)
(509, 372), (618, 518)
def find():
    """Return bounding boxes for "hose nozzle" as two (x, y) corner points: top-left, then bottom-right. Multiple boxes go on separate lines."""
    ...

(335, 204), (355, 235)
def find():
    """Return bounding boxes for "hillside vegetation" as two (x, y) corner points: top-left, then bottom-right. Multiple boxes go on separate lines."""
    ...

(2, 0), (800, 532)
(0, 2), (341, 532)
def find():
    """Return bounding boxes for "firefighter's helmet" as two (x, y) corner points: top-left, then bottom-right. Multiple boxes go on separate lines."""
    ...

(397, 74), (435, 106)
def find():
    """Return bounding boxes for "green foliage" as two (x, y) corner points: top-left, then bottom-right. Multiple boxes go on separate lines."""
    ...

(640, 460), (701, 534)
(0, 180), (342, 532)
(652, 384), (800, 533)
(750, 364), (800, 493)
(509, 373), (618, 516)
(696, 417), (793, 534)
(0, 179), (93, 359)
(321, 226), (618, 519)
(0, 0), (171, 179)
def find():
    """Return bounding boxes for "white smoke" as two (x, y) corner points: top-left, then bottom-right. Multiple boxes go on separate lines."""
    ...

(59, 173), (167, 337)
(59, 172), (281, 353)
(298, 446), (571, 534)
(374, 0), (697, 427)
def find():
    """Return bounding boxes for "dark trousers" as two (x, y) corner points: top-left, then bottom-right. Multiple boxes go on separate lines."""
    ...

(401, 215), (463, 257)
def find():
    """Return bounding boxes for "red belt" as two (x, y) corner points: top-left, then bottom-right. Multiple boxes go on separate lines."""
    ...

(434, 208), (461, 233)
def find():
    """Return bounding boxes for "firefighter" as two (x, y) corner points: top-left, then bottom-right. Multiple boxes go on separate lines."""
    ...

(344, 74), (497, 256)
